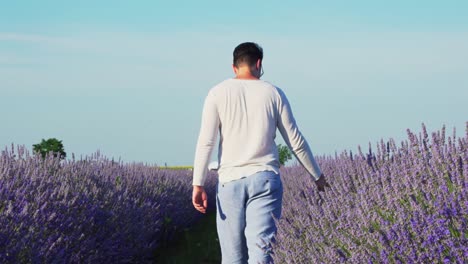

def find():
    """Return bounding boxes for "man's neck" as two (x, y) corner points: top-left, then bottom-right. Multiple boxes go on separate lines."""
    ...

(235, 75), (259, 80)
(234, 66), (260, 80)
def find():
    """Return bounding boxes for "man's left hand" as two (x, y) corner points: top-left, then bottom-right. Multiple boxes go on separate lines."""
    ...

(315, 174), (330, 192)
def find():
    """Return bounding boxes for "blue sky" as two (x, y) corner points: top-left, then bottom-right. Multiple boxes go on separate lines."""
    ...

(1, 1), (467, 165)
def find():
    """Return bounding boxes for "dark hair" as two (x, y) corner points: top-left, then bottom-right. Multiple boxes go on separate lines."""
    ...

(233, 42), (263, 68)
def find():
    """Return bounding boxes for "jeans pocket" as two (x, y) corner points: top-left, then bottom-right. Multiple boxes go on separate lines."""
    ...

(217, 179), (243, 208)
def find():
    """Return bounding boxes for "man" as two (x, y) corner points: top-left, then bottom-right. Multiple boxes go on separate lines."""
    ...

(192, 42), (329, 263)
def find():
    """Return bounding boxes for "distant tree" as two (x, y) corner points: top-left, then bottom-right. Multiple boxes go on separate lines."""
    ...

(33, 138), (66, 160)
(277, 144), (292, 166)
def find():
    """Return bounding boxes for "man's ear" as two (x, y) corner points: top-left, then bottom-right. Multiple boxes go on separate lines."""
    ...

(256, 59), (262, 70)
(232, 64), (238, 74)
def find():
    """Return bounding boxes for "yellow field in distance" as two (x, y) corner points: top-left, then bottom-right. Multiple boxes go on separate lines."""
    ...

(156, 165), (194, 170)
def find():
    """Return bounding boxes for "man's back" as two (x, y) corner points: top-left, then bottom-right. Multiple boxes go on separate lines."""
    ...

(210, 78), (282, 182)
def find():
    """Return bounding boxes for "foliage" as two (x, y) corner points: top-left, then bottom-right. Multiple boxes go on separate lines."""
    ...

(32, 138), (66, 160)
(278, 143), (292, 166)
(272, 123), (468, 263)
(0, 145), (217, 263)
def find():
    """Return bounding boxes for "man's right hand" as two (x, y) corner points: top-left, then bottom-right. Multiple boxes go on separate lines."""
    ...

(192, 185), (208, 214)
(315, 174), (330, 192)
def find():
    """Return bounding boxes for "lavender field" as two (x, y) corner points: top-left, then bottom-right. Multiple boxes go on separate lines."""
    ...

(272, 123), (467, 263)
(1, 123), (467, 263)
(0, 147), (217, 263)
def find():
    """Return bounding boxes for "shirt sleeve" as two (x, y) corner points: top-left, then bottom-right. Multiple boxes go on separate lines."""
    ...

(192, 90), (220, 186)
(276, 88), (322, 180)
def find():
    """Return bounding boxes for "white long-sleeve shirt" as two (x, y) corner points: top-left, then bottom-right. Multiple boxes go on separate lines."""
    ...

(192, 78), (322, 186)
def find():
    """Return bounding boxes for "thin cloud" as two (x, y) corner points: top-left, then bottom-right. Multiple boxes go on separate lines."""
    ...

(0, 32), (66, 44)
(1, 30), (467, 95)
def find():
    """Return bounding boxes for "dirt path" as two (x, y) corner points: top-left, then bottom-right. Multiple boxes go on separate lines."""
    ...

(154, 212), (221, 263)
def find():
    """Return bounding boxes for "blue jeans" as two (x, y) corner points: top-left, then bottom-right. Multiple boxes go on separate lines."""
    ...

(216, 170), (283, 264)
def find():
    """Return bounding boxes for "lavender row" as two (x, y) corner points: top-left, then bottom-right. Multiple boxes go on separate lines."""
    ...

(0, 145), (217, 263)
(272, 123), (468, 263)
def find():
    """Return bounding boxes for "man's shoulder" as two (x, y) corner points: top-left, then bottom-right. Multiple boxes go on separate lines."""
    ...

(213, 78), (232, 87)
(257, 81), (285, 98)
(203, 79), (232, 100)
